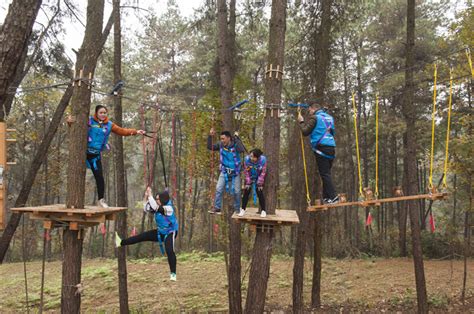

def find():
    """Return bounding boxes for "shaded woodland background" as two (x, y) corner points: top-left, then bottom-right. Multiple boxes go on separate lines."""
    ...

(0, 0), (473, 311)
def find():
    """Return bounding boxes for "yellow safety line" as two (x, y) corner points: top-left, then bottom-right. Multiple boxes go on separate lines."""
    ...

(443, 68), (453, 189)
(428, 63), (437, 190)
(375, 94), (379, 198)
(466, 48), (474, 79)
(352, 91), (364, 198)
(298, 107), (312, 207)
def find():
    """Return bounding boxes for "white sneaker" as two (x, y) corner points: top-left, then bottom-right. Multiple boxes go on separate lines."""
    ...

(260, 210), (267, 218)
(238, 208), (245, 217)
(170, 273), (177, 281)
(115, 232), (122, 248)
(98, 198), (109, 208)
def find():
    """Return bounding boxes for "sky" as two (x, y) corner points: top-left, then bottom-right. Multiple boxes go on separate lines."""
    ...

(0, 0), (205, 63)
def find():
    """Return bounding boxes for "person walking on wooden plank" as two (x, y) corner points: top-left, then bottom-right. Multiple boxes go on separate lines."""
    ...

(298, 99), (339, 204)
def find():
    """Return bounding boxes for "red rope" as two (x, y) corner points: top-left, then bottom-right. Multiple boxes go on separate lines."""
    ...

(140, 105), (148, 187)
(188, 109), (197, 200)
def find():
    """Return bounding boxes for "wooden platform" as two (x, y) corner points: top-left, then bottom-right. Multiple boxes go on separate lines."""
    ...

(231, 207), (299, 226)
(307, 193), (448, 212)
(10, 204), (126, 230)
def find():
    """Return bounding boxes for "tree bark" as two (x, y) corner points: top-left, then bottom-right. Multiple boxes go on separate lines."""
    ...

(62, 1), (109, 312)
(216, 0), (241, 312)
(112, 0), (130, 312)
(0, 0), (42, 121)
(245, 0), (287, 312)
(402, 0), (428, 312)
(311, 0), (333, 307)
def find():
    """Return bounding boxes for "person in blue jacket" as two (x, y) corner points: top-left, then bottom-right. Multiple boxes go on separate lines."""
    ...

(115, 187), (179, 281)
(207, 128), (246, 214)
(298, 99), (339, 204)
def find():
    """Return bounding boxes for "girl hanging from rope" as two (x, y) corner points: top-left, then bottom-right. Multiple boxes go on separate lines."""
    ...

(238, 148), (267, 217)
(67, 105), (146, 208)
(115, 187), (179, 281)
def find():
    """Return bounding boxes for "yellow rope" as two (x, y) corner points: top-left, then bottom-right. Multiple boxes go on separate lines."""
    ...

(375, 94), (379, 198)
(352, 91), (364, 198)
(442, 68), (453, 189)
(466, 48), (474, 79)
(298, 107), (312, 207)
(428, 63), (437, 190)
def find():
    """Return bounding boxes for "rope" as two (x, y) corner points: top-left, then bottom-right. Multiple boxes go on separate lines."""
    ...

(443, 68), (453, 189)
(147, 111), (159, 187)
(352, 91), (364, 198)
(428, 63), (438, 190)
(466, 48), (474, 79)
(139, 105), (148, 188)
(298, 107), (311, 207)
(375, 94), (379, 198)
(171, 112), (178, 202)
(21, 215), (30, 313)
(210, 111), (216, 205)
(188, 108), (197, 200)
(39, 229), (48, 314)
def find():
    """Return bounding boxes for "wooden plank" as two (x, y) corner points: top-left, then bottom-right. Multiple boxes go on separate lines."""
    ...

(43, 220), (54, 229)
(69, 222), (79, 231)
(232, 207), (299, 225)
(308, 193), (448, 211)
(30, 213), (106, 223)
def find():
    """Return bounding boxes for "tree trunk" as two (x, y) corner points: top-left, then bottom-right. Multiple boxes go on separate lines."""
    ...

(216, 0), (241, 312)
(245, 0), (287, 312)
(62, 1), (109, 312)
(0, 0), (42, 121)
(402, 0), (428, 312)
(311, 0), (333, 307)
(112, 0), (129, 312)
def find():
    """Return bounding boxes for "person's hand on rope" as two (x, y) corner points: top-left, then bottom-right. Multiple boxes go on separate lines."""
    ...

(297, 111), (304, 123)
(257, 185), (263, 192)
(136, 129), (146, 135)
(244, 184), (251, 190)
(66, 115), (76, 126)
(144, 186), (152, 199)
(209, 127), (215, 136)
(234, 131), (239, 138)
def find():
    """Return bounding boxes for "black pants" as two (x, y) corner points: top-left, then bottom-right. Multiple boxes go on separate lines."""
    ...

(121, 229), (177, 273)
(87, 153), (105, 200)
(241, 185), (266, 212)
(315, 145), (337, 200)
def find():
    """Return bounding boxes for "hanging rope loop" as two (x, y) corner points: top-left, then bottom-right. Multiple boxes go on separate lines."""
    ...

(428, 63), (438, 190)
(442, 68), (454, 189)
(352, 91), (364, 199)
(374, 93), (379, 199)
(298, 107), (311, 207)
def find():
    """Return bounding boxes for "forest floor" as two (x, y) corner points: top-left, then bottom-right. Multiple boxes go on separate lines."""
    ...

(1, 252), (474, 312)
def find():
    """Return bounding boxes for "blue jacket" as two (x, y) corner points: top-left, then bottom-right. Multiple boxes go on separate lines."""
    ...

(207, 135), (246, 174)
(309, 110), (335, 148)
(87, 117), (112, 154)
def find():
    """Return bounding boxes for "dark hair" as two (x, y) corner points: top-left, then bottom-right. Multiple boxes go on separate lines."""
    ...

(95, 105), (108, 114)
(220, 131), (232, 138)
(157, 190), (170, 205)
(250, 148), (263, 158)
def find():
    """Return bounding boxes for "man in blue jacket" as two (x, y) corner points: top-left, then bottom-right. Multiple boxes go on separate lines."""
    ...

(208, 128), (246, 214)
(298, 99), (339, 204)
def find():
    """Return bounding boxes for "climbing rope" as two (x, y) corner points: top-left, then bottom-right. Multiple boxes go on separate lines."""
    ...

(352, 91), (364, 198)
(171, 112), (178, 203)
(139, 105), (149, 188)
(210, 111), (216, 205)
(428, 63), (438, 190)
(188, 107), (198, 201)
(375, 94), (379, 199)
(297, 107), (311, 207)
(442, 68), (453, 189)
(466, 48), (474, 79)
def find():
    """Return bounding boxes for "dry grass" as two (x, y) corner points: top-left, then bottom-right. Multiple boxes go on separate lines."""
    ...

(1, 253), (473, 312)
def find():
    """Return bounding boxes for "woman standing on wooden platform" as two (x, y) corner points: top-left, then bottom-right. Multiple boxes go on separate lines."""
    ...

(238, 148), (267, 218)
(68, 105), (145, 208)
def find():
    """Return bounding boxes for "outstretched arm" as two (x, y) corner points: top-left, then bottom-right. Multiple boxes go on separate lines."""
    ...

(298, 115), (317, 136)
(207, 128), (220, 151)
(112, 123), (146, 136)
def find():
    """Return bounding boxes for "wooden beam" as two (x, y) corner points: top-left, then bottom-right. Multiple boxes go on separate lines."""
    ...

(307, 193), (448, 212)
